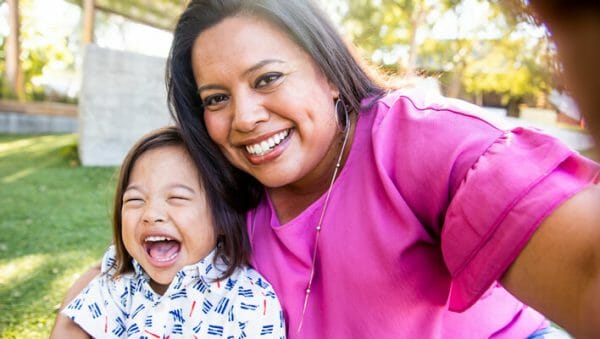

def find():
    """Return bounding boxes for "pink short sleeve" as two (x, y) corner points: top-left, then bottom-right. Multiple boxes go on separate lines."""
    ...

(442, 127), (599, 311)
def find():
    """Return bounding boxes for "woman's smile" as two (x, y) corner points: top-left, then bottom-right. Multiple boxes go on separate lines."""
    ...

(192, 15), (341, 191)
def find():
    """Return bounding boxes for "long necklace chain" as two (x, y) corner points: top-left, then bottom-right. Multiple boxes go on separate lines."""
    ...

(250, 108), (352, 336)
(295, 117), (351, 334)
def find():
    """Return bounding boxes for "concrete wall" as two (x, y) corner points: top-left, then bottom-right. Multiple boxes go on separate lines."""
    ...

(78, 44), (173, 166)
(0, 112), (77, 133)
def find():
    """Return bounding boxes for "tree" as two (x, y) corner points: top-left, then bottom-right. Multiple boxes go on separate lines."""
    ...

(343, 0), (460, 76)
(340, 0), (555, 112)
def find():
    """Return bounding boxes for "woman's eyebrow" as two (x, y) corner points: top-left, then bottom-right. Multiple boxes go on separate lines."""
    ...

(197, 59), (285, 94)
(242, 59), (284, 77)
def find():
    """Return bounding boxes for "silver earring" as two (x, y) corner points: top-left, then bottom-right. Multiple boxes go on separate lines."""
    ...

(334, 98), (350, 132)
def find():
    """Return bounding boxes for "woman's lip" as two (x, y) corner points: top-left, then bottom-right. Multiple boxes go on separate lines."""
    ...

(245, 129), (292, 165)
(238, 128), (291, 147)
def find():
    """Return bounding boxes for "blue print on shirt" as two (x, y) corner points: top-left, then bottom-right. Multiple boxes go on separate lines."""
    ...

(255, 278), (269, 289)
(131, 304), (145, 319)
(202, 299), (214, 314)
(240, 302), (258, 311)
(193, 278), (209, 293)
(120, 286), (129, 308)
(144, 290), (154, 302)
(88, 302), (102, 319)
(169, 308), (184, 323)
(225, 278), (236, 291)
(192, 320), (203, 333)
(170, 289), (187, 300)
(172, 323), (183, 334)
(207, 324), (224, 336)
(126, 323), (140, 336)
(69, 297), (83, 310)
(215, 297), (230, 314)
(260, 324), (274, 335)
(112, 316), (126, 336)
(238, 287), (254, 298)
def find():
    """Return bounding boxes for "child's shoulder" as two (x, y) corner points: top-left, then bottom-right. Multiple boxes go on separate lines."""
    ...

(99, 245), (119, 275)
(223, 265), (279, 301)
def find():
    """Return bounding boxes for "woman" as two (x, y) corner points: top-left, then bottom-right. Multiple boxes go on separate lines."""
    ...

(55, 0), (600, 337)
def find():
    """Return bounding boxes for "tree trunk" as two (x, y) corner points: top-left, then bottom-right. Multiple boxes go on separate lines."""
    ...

(6, 0), (24, 101)
(404, 1), (428, 77)
(83, 0), (95, 44)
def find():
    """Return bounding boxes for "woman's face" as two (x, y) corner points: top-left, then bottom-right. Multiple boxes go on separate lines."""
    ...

(191, 15), (341, 190)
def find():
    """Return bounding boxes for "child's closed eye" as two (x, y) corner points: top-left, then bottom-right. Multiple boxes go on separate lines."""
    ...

(123, 197), (144, 206)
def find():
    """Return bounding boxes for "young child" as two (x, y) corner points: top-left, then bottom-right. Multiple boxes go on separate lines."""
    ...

(59, 127), (285, 338)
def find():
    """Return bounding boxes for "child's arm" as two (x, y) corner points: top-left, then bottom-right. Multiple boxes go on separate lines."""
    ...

(50, 264), (100, 338)
(50, 313), (92, 339)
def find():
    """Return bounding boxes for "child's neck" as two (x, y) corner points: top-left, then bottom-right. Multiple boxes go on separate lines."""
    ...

(150, 279), (170, 295)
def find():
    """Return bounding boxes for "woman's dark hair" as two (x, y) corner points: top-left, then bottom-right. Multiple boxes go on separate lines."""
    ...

(112, 126), (249, 280)
(166, 0), (385, 209)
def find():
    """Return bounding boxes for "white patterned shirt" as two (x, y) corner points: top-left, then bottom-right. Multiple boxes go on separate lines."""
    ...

(63, 246), (286, 338)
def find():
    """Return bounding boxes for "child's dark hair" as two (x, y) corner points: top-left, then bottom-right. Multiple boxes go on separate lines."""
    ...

(112, 126), (250, 280)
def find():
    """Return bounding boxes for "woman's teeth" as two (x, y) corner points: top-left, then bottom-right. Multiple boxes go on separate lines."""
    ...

(245, 130), (289, 156)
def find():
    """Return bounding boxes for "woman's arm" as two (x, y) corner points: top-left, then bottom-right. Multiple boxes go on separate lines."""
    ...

(502, 185), (600, 338)
(49, 264), (100, 339)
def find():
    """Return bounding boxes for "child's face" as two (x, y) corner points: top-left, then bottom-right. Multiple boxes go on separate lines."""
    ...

(121, 145), (216, 294)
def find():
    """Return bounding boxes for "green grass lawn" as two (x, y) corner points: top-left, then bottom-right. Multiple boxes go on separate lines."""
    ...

(0, 134), (116, 338)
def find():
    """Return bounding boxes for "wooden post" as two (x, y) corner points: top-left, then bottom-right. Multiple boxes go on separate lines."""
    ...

(83, 0), (95, 44)
(6, 0), (25, 100)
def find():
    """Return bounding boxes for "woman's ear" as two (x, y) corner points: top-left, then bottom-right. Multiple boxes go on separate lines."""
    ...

(328, 81), (340, 100)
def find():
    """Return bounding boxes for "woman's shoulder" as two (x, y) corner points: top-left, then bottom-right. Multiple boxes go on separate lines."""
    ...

(367, 88), (511, 131)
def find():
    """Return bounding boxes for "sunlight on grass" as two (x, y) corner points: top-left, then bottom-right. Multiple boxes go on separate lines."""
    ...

(0, 134), (76, 158)
(1, 167), (37, 183)
(0, 133), (114, 338)
(0, 255), (46, 286)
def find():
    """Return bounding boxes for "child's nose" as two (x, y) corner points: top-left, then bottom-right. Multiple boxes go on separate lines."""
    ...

(142, 201), (167, 224)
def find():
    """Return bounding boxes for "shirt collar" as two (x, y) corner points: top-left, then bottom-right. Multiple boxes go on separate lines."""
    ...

(131, 248), (225, 289)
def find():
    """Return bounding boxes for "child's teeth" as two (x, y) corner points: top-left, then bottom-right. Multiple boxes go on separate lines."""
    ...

(145, 236), (171, 242)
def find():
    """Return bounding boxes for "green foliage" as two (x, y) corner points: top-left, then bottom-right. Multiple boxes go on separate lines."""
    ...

(1, 0), (78, 102)
(0, 134), (115, 338)
(341, 0), (556, 102)
(461, 37), (554, 103)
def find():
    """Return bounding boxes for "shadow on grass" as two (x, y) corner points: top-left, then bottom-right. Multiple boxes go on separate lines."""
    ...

(0, 134), (117, 338)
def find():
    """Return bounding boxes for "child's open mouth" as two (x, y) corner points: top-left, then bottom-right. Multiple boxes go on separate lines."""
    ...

(143, 236), (181, 263)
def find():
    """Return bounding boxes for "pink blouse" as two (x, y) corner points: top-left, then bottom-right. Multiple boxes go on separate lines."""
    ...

(247, 89), (599, 338)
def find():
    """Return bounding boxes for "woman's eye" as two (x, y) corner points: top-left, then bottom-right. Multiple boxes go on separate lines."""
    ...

(255, 72), (283, 88)
(202, 94), (229, 108)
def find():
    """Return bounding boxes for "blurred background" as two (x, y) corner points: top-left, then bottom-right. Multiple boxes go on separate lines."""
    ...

(0, 0), (596, 337)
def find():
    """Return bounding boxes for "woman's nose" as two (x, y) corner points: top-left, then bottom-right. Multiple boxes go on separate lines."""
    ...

(232, 94), (269, 132)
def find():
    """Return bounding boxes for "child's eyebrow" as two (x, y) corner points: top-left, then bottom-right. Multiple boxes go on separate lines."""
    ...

(169, 184), (196, 193)
(124, 185), (142, 193)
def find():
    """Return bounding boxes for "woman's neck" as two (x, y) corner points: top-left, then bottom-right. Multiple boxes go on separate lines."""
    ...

(267, 115), (357, 224)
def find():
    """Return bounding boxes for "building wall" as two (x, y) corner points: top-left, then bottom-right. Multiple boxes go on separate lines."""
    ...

(78, 44), (173, 166)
